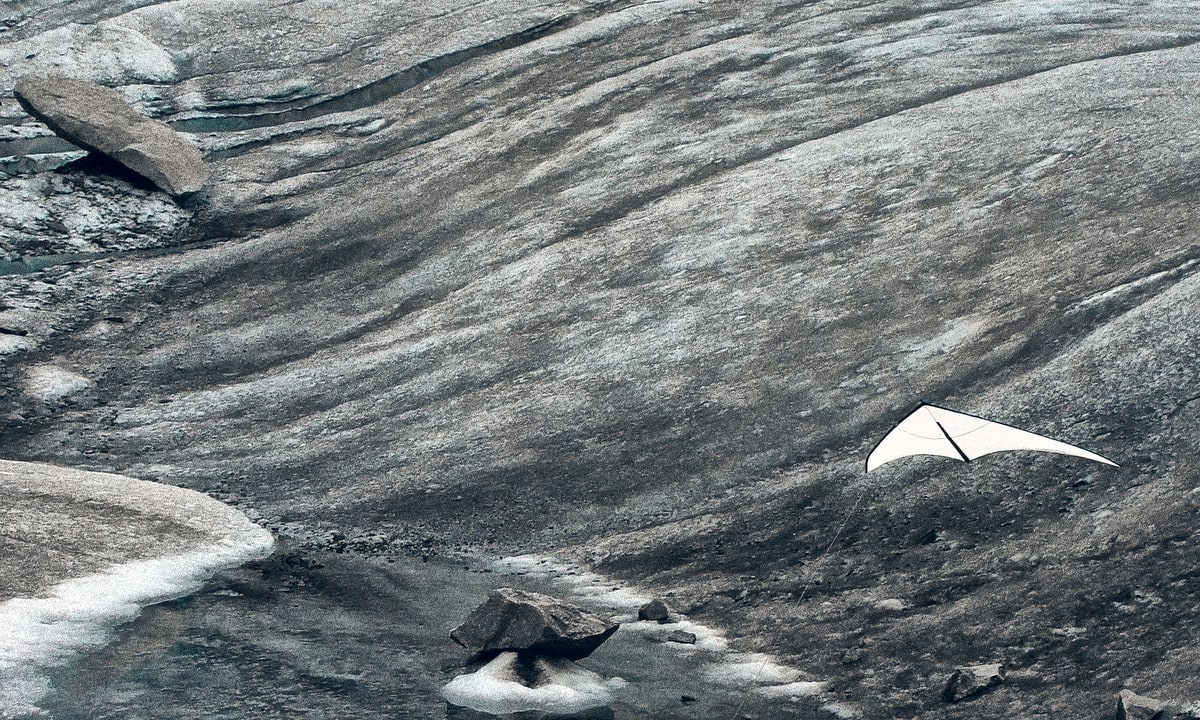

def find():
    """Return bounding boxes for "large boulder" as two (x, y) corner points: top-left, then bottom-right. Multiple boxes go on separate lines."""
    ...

(451, 588), (619, 661)
(1117, 689), (1170, 720)
(13, 74), (208, 196)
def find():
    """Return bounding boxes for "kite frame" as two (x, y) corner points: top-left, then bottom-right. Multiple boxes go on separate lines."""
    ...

(864, 400), (1119, 472)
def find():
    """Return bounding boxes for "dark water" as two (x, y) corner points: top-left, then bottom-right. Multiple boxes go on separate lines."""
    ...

(38, 547), (823, 719)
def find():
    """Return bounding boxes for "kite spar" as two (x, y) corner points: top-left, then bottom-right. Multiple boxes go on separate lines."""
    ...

(866, 402), (1118, 472)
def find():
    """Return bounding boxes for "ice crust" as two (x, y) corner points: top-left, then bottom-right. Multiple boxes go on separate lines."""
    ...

(442, 651), (626, 715)
(0, 462), (274, 717)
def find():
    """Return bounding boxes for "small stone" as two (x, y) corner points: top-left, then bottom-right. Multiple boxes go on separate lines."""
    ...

(943, 663), (1005, 703)
(667, 630), (697, 644)
(1117, 689), (1169, 720)
(450, 587), (619, 660)
(638, 598), (670, 621)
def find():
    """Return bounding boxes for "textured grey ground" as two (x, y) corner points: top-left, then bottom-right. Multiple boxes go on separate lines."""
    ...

(2, 1), (1199, 717)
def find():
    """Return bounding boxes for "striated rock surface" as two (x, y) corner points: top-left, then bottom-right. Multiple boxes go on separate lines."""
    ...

(13, 74), (207, 196)
(451, 587), (619, 660)
(2, 0), (1200, 717)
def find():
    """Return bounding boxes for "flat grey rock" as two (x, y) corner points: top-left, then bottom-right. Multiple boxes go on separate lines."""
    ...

(1118, 689), (1170, 720)
(451, 587), (619, 660)
(942, 663), (1005, 703)
(13, 74), (207, 196)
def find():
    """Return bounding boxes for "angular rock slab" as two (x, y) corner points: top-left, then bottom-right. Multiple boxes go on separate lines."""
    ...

(943, 663), (1006, 703)
(1117, 689), (1170, 720)
(451, 587), (619, 661)
(13, 74), (208, 196)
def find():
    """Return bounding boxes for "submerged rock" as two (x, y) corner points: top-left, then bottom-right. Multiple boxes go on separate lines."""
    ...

(451, 587), (619, 661)
(943, 663), (1005, 703)
(13, 74), (207, 196)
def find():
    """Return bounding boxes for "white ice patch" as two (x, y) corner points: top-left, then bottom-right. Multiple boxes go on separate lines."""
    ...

(494, 555), (650, 611)
(0, 531), (273, 717)
(0, 334), (33, 356)
(623, 618), (729, 653)
(492, 554), (823, 698)
(0, 21), (178, 87)
(706, 652), (801, 685)
(0, 461), (275, 718)
(756, 680), (828, 698)
(442, 652), (625, 715)
(21, 364), (91, 402)
(820, 701), (862, 718)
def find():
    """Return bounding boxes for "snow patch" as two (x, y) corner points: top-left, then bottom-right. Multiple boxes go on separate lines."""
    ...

(897, 317), (986, 370)
(820, 701), (862, 718)
(494, 555), (650, 610)
(0, 334), (33, 356)
(442, 652), (625, 715)
(706, 652), (801, 685)
(22, 364), (90, 402)
(756, 680), (829, 698)
(0, 461), (275, 717)
(0, 21), (178, 86)
(0, 528), (273, 718)
(493, 554), (825, 698)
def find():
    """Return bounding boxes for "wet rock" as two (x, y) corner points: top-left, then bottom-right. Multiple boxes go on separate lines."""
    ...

(943, 663), (1006, 703)
(450, 587), (619, 661)
(13, 74), (207, 196)
(638, 598), (669, 622)
(1117, 689), (1169, 720)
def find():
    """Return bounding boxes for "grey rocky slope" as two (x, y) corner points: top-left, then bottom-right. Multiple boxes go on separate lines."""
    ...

(2, 0), (1199, 717)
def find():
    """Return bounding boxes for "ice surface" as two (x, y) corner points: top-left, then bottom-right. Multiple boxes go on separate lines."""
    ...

(442, 651), (625, 715)
(493, 554), (825, 698)
(21, 364), (90, 402)
(0, 463), (274, 718)
(0, 21), (178, 87)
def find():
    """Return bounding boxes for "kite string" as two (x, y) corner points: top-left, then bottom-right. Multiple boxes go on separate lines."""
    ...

(728, 481), (871, 718)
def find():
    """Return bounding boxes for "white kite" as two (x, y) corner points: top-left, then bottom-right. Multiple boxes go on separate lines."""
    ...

(866, 402), (1118, 472)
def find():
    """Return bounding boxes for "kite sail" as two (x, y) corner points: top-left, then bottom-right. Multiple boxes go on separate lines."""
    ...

(866, 402), (1118, 472)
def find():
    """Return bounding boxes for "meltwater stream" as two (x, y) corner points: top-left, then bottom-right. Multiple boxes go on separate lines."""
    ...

(33, 548), (841, 720)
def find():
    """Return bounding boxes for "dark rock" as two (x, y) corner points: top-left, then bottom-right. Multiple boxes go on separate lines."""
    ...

(666, 630), (696, 644)
(450, 587), (619, 660)
(13, 74), (208, 196)
(943, 663), (1006, 703)
(1117, 690), (1169, 720)
(638, 598), (670, 621)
